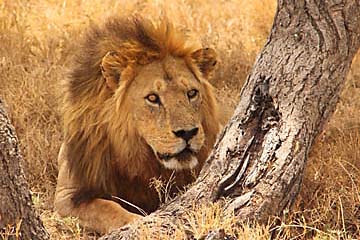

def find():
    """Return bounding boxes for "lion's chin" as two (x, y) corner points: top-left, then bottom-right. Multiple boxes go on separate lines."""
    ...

(160, 156), (198, 170)
(155, 147), (200, 170)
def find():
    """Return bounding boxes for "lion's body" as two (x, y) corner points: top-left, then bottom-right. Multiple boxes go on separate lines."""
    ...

(54, 16), (221, 233)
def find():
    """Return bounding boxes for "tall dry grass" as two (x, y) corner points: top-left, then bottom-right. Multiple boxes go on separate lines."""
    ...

(0, 0), (359, 239)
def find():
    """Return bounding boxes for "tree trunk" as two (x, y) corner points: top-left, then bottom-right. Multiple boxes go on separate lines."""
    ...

(101, 1), (360, 239)
(0, 100), (49, 240)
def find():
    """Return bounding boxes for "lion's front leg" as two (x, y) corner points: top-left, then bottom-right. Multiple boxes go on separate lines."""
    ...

(54, 144), (141, 234)
(55, 193), (140, 234)
(72, 198), (141, 234)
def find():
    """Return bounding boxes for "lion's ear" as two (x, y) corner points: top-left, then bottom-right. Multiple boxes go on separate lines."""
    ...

(101, 51), (124, 91)
(190, 48), (217, 79)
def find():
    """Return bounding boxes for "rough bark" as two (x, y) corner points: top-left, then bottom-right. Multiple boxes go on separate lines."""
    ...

(101, 1), (360, 239)
(0, 100), (49, 240)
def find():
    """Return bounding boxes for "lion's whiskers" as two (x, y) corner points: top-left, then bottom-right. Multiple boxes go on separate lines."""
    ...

(110, 195), (148, 217)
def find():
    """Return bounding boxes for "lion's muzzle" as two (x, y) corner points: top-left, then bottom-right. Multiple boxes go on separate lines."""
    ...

(156, 146), (199, 170)
(157, 147), (194, 162)
(147, 126), (204, 170)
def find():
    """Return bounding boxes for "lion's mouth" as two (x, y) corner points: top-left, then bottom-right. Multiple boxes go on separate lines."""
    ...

(157, 147), (195, 162)
(154, 145), (200, 170)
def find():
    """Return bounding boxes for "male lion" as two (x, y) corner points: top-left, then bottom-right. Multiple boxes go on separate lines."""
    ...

(54, 16), (221, 234)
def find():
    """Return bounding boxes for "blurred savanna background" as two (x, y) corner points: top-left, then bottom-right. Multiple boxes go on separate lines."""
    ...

(0, 0), (359, 239)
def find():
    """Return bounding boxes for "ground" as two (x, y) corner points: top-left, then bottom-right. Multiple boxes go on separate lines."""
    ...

(0, 0), (359, 239)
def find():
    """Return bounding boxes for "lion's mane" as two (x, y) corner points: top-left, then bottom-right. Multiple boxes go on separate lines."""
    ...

(62, 17), (220, 211)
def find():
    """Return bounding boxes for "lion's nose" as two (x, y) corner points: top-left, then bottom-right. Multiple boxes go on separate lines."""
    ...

(173, 127), (199, 141)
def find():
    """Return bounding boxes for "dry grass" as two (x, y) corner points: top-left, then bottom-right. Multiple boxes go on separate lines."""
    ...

(116, 203), (270, 240)
(0, 0), (359, 239)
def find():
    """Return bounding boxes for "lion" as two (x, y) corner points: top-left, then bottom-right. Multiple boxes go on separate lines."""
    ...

(54, 16), (221, 234)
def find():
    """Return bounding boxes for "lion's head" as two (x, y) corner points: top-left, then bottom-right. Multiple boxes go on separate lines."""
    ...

(63, 17), (220, 195)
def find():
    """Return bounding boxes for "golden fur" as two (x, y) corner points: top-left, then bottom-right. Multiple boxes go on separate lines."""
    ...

(58, 16), (220, 221)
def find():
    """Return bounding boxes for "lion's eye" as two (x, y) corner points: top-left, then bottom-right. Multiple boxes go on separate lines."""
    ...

(145, 93), (161, 104)
(187, 89), (198, 100)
